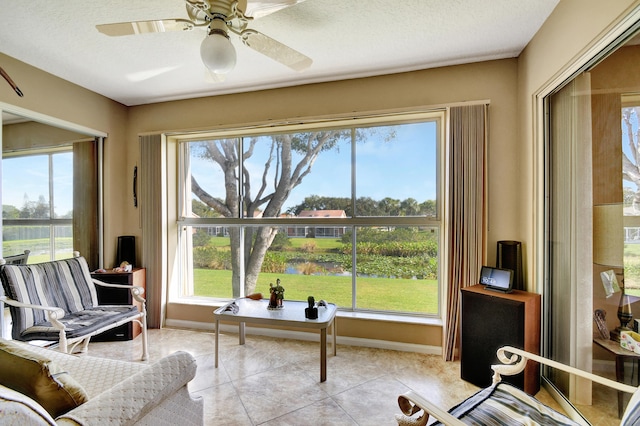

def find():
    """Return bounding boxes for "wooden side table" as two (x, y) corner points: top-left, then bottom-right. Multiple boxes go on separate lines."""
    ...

(91, 268), (146, 341)
(593, 337), (640, 418)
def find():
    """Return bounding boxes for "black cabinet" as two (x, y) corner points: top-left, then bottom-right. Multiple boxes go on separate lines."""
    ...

(91, 268), (146, 341)
(460, 284), (541, 395)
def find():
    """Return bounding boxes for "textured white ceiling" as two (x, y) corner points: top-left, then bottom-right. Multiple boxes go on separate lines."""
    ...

(0, 0), (559, 106)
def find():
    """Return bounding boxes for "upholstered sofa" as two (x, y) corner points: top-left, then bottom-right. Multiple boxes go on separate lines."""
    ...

(0, 339), (203, 425)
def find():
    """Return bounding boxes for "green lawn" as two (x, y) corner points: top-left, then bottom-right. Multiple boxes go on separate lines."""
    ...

(625, 243), (640, 294)
(3, 238), (74, 263)
(193, 269), (438, 314)
(4, 236), (439, 314)
(287, 238), (342, 252)
(210, 236), (341, 252)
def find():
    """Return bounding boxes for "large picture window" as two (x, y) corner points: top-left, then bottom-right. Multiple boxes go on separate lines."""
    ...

(176, 112), (442, 315)
(2, 149), (73, 262)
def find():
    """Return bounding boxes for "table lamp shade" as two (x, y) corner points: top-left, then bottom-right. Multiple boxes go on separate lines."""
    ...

(593, 204), (624, 268)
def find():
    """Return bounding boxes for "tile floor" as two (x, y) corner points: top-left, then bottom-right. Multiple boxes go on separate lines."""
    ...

(82, 327), (623, 425)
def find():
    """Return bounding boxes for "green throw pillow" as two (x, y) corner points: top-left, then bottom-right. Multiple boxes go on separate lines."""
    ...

(0, 340), (88, 417)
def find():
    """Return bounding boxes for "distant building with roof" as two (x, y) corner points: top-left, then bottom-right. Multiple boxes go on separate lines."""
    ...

(287, 210), (347, 238)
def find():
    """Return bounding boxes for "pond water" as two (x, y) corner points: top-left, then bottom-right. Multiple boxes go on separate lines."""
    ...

(285, 260), (351, 276)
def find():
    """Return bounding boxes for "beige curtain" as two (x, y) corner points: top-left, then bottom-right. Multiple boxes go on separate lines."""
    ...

(547, 73), (593, 405)
(73, 138), (100, 270)
(139, 134), (166, 329)
(443, 104), (488, 361)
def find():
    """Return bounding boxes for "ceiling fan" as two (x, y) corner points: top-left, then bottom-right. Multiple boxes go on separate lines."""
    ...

(96, 0), (312, 77)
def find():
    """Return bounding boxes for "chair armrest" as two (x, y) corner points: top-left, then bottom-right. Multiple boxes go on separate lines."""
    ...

(396, 390), (466, 426)
(0, 296), (66, 320)
(92, 279), (146, 304)
(493, 346), (637, 394)
(56, 351), (199, 425)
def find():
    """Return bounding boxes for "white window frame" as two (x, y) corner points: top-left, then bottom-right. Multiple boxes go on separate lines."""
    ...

(171, 110), (445, 318)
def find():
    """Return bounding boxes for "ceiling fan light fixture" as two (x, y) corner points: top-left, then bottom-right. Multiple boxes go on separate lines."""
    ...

(200, 29), (237, 74)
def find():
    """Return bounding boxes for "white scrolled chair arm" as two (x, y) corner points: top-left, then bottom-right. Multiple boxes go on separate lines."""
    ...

(396, 390), (466, 426)
(397, 346), (639, 426)
(0, 296), (66, 320)
(57, 351), (201, 425)
(494, 346), (637, 393)
(92, 279), (146, 304)
(491, 347), (528, 385)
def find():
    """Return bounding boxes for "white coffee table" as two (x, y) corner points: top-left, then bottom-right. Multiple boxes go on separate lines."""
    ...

(214, 298), (337, 382)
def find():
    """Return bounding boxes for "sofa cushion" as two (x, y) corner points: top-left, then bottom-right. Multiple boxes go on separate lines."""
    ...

(434, 382), (580, 425)
(19, 305), (140, 341)
(0, 339), (88, 418)
(1, 257), (98, 339)
(0, 384), (56, 425)
(622, 386), (640, 425)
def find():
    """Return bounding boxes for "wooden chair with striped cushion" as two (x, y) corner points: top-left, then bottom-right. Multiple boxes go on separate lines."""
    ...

(0, 252), (148, 360)
(396, 346), (640, 426)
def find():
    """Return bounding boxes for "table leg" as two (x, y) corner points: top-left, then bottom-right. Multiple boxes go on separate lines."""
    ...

(332, 318), (337, 356)
(239, 321), (245, 345)
(616, 355), (624, 419)
(320, 327), (327, 382)
(215, 319), (219, 368)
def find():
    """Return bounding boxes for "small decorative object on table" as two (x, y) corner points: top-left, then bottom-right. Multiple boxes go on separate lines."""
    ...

(305, 296), (318, 319)
(268, 278), (285, 309)
(223, 301), (239, 314)
(246, 293), (262, 300)
(113, 261), (132, 273)
(594, 309), (609, 340)
(620, 330), (640, 354)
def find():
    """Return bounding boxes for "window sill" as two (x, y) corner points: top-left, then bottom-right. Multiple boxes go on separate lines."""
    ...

(170, 297), (442, 326)
(336, 310), (442, 326)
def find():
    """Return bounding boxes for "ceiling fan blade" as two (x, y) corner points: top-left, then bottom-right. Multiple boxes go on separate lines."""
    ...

(185, 1), (210, 23)
(96, 19), (195, 37)
(241, 0), (307, 19)
(240, 29), (312, 71)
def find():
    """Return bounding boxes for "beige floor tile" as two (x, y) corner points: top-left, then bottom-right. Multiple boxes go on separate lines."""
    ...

(39, 327), (623, 425)
(261, 397), (358, 426)
(233, 364), (330, 424)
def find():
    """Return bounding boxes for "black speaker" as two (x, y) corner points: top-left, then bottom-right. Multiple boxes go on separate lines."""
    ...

(461, 290), (526, 390)
(116, 235), (136, 267)
(497, 240), (523, 291)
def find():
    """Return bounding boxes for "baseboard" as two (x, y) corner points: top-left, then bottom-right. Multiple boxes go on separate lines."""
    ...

(164, 318), (441, 355)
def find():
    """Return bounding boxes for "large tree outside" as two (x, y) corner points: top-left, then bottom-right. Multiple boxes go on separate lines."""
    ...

(623, 105), (640, 291)
(178, 114), (441, 315)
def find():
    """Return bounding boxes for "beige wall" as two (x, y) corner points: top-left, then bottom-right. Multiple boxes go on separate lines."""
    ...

(128, 59), (518, 346)
(517, 0), (640, 293)
(1, 0), (639, 349)
(3, 121), (89, 151)
(0, 52), (130, 264)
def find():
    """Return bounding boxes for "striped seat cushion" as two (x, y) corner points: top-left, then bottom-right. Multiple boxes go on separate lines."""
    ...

(435, 382), (580, 426)
(0, 257), (99, 340)
(19, 306), (140, 340)
(622, 387), (640, 425)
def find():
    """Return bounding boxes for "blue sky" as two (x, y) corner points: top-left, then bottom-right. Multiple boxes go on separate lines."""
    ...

(2, 152), (73, 216)
(190, 121), (438, 212)
(623, 107), (640, 194)
(1, 121), (438, 216)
